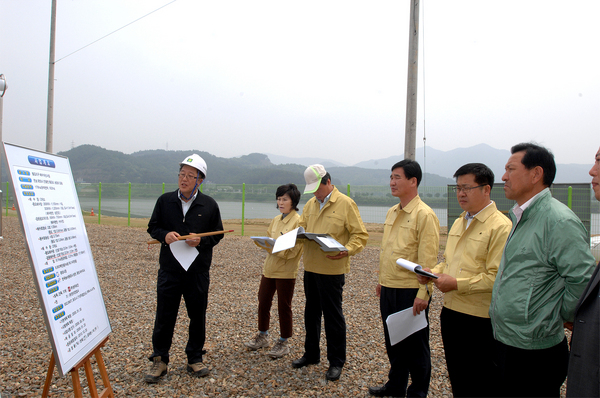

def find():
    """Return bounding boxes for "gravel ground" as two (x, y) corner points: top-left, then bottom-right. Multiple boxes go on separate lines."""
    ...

(0, 217), (567, 397)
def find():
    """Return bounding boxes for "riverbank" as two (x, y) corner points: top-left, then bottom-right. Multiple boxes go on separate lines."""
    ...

(1, 210), (445, 249)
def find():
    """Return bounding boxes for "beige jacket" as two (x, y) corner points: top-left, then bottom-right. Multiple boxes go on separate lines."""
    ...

(379, 195), (439, 300)
(262, 210), (303, 279)
(432, 202), (510, 318)
(299, 187), (368, 275)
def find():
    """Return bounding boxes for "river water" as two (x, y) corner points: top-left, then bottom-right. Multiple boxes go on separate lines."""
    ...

(77, 197), (600, 234)
(78, 197), (449, 227)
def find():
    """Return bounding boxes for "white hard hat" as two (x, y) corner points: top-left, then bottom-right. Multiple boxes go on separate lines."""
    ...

(180, 154), (208, 178)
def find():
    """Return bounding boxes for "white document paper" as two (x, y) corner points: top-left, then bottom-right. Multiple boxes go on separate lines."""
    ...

(272, 227), (303, 253)
(272, 227), (346, 254)
(385, 307), (428, 346)
(396, 258), (420, 273)
(396, 258), (438, 279)
(170, 240), (199, 271)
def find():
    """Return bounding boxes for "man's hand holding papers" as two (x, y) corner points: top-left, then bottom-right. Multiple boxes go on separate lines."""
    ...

(385, 306), (428, 346)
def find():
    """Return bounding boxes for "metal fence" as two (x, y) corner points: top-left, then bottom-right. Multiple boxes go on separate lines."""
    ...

(448, 183), (593, 237)
(2, 181), (598, 236)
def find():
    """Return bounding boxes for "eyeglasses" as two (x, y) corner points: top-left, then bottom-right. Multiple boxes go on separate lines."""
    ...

(178, 172), (198, 180)
(452, 184), (487, 193)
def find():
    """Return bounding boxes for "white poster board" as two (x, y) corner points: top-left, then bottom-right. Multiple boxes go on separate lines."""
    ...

(2, 142), (111, 376)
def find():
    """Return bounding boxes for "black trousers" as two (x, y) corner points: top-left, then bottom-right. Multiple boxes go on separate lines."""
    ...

(440, 307), (496, 397)
(380, 286), (430, 397)
(302, 271), (346, 367)
(494, 337), (569, 398)
(150, 268), (210, 365)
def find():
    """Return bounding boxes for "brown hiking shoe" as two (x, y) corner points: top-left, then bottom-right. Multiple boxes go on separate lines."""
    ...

(145, 356), (167, 383)
(187, 362), (210, 377)
(268, 339), (290, 359)
(244, 332), (269, 350)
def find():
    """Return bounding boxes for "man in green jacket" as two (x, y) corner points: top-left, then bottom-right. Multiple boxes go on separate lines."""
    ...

(489, 143), (595, 397)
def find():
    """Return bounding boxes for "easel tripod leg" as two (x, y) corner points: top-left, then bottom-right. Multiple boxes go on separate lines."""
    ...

(42, 353), (56, 398)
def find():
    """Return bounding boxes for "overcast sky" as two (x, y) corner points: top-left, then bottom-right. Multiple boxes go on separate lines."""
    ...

(1, 0), (599, 166)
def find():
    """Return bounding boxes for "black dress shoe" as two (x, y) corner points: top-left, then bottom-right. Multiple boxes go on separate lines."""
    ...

(368, 385), (402, 397)
(291, 356), (320, 368)
(326, 366), (342, 381)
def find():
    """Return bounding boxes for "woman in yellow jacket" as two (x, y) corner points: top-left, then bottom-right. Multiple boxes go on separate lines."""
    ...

(245, 184), (303, 358)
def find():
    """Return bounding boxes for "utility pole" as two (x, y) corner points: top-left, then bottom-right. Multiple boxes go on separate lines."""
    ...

(46, 0), (57, 153)
(404, 0), (419, 161)
(0, 73), (6, 238)
(0, 74), (6, 181)
(0, 74), (6, 145)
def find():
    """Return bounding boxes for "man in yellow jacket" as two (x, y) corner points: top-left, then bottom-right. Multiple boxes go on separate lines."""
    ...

(369, 159), (439, 398)
(291, 164), (368, 382)
(419, 163), (511, 397)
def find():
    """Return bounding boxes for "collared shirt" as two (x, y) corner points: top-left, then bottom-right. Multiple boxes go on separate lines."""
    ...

(433, 201), (511, 318)
(179, 189), (198, 216)
(379, 195), (440, 300)
(319, 191), (333, 210)
(512, 187), (548, 224)
(464, 201), (493, 229)
(464, 213), (475, 228)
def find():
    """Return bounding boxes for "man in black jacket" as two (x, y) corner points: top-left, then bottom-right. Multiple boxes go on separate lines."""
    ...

(567, 147), (600, 397)
(145, 154), (224, 383)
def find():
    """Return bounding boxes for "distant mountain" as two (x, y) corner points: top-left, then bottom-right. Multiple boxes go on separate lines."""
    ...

(410, 144), (591, 183)
(1, 144), (588, 187)
(272, 144), (592, 184)
(50, 145), (452, 186)
(326, 166), (453, 187)
(58, 146), (307, 185)
(418, 144), (510, 182)
(554, 164), (593, 184)
(265, 153), (346, 169)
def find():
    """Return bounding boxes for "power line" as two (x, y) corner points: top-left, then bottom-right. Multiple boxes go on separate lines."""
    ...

(422, 0), (427, 184)
(55, 0), (177, 63)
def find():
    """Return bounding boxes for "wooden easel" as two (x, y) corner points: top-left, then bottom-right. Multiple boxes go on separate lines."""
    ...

(42, 336), (114, 398)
